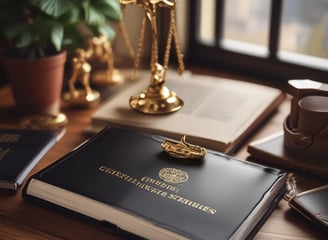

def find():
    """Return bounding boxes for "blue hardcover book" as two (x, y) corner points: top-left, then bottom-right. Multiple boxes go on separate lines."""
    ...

(0, 128), (60, 191)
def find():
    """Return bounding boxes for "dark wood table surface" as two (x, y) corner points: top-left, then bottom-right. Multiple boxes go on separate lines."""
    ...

(0, 67), (327, 240)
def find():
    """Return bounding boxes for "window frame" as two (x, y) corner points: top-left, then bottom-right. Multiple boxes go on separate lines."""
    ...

(187, 0), (328, 84)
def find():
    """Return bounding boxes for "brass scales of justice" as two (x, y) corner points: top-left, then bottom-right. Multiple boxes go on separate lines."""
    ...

(120, 0), (185, 114)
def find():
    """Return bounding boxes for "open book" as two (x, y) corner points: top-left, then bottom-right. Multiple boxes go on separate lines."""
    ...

(90, 70), (285, 153)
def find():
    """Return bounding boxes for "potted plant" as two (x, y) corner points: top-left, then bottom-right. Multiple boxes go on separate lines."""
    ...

(0, 0), (121, 116)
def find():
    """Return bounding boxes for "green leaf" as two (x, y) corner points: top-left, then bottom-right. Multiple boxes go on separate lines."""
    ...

(4, 24), (32, 48)
(29, 0), (74, 17)
(83, 4), (106, 26)
(97, 24), (116, 41)
(92, 0), (122, 21)
(50, 23), (64, 51)
(59, 7), (81, 25)
(61, 25), (85, 53)
(16, 32), (33, 48)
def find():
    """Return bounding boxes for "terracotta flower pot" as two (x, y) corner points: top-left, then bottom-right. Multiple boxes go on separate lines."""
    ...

(2, 51), (67, 116)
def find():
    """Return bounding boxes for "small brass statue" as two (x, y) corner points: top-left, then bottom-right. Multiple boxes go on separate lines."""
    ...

(161, 135), (206, 159)
(284, 79), (328, 159)
(120, 0), (184, 114)
(63, 48), (100, 107)
(87, 35), (124, 86)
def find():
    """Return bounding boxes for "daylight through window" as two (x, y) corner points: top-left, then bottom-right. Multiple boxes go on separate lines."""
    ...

(189, 0), (328, 82)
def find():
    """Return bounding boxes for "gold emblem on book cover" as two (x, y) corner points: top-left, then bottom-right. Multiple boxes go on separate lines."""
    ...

(0, 134), (20, 142)
(159, 168), (188, 184)
(161, 135), (206, 159)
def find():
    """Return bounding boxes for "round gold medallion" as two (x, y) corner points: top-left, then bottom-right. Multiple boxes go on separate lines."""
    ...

(159, 168), (188, 184)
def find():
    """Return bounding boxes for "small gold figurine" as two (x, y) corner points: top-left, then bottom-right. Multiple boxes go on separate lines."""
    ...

(63, 48), (100, 107)
(120, 0), (184, 114)
(87, 35), (124, 86)
(161, 135), (206, 159)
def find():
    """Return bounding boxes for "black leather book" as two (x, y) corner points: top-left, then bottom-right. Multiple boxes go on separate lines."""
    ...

(289, 185), (328, 230)
(23, 127), (287, 240)
(0, 128), (60, 191)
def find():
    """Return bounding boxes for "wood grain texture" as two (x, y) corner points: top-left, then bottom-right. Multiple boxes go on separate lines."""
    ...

(0, 70), (326, 240)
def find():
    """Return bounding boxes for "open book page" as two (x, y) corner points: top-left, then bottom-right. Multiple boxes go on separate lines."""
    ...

(90, 70), (284, 153)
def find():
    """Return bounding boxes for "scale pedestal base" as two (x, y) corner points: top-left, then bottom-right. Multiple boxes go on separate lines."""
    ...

(129, 84), (183, 114)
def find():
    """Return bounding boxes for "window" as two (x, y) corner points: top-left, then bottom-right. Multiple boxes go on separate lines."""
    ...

(188, 0), (328, 83)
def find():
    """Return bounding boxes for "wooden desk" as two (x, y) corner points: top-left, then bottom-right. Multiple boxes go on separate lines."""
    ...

(0, 75), (326, 240)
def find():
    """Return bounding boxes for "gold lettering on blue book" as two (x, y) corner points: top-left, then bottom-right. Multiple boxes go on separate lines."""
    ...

(0, 134), (20, 143)
(168, 194), (217, 215)
(99, 166), (168, 197)
(141, 176), (179, 193)
(99, 165), (217, 215)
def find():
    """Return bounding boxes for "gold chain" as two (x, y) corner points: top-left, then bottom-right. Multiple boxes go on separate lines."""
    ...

(163, 9), (174, 73)
(120, 0), (184, 79)
(172, 12), (185, 75)
(131, 15), (147, 81)
(150, 5), (159, 72)
(118, 19), (135, 59)
(163, 6), (184, 75)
